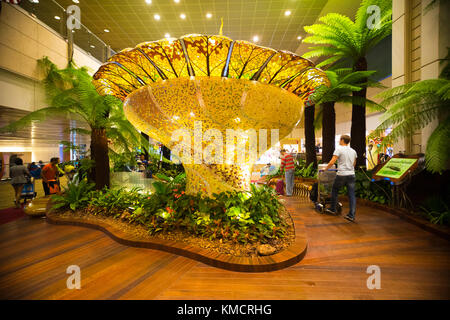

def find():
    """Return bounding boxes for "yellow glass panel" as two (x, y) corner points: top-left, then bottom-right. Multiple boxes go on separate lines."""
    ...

(259, 51), (313, 86)
(182, 35), (232, 77)
(92, 62), (142, 100)
(136, 39), (189, 79)
(108, 48), (162, 83)
(284, 68), (330, 102)
(227, 41), (276, 80)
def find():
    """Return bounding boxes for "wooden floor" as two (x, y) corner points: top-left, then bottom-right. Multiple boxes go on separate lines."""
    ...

(0, 197), (449, 299)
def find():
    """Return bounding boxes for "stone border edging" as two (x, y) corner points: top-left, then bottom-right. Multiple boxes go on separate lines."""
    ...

(45, 203), (307, 272)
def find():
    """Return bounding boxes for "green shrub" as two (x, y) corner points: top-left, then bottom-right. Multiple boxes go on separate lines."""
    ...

(419, 196), (450, 225)
(56, 169), (288, 244)
(339, 168), (392, 205)
(52, 174), (95, 211)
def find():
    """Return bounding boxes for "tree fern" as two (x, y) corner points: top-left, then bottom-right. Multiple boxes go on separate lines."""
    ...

(425, 117), (450, 173)
(302, 0), (392, 167)
(0, 57), (149, 188)
(371, 77), (450, 173)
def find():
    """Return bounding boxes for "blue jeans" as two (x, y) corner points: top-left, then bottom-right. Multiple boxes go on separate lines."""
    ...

(330, 175), (356, 218)
(285, 169), (294, 196)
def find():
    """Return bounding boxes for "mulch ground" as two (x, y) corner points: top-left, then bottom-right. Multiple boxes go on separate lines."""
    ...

(55, 207), (295, 257)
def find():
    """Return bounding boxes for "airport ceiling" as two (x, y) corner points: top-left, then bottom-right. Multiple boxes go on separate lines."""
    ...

(50, 0), (330, 53)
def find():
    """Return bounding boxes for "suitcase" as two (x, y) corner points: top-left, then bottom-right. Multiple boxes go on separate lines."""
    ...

(20, 178), (37, 202)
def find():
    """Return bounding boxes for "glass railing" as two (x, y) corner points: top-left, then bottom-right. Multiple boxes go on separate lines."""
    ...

(19, 0), (115, 62)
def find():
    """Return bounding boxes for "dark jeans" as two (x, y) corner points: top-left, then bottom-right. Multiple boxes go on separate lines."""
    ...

(42, 180), (50, 196)
(330, 174), (356, 218)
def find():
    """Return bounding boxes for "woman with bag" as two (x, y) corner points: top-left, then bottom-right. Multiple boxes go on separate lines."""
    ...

(9, 157), (31, 208)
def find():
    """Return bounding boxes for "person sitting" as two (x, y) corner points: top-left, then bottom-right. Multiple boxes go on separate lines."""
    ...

(136, 160), (146, 172)
(260, 163), (276, 177)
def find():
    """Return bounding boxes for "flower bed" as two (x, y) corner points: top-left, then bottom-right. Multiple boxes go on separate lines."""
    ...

(51, 173), (294, 257)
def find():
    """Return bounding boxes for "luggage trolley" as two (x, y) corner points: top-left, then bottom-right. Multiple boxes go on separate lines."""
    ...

(21, 177), (37, 203)
(314, 168), (342, 214)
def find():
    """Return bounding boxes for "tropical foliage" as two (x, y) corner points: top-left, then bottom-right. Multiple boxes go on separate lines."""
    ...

(302, 0), (392, 166)
(311, 68), (385, 162)
(0, 57), (149, 189)
(370, 54), (450, 173)
(419, 195), (450, 225)
(294, 159), (317, 179)
(53, 173), (288, 244)
(52, 174), (95, 211)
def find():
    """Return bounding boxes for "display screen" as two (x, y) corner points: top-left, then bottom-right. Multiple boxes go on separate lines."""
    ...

(376, 158), (417, 179)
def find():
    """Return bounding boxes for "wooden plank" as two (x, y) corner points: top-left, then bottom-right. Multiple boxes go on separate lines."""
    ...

(0, 197), (448, 299)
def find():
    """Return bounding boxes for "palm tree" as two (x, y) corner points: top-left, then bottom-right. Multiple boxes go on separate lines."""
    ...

(371, 56), (450, 174)
(0, 57), (148, 189)
(302, 0), (392, 166)
(311, 68), (385, 162)
(304, 104), (317, 167)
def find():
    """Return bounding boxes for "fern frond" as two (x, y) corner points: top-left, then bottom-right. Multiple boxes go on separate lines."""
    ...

(0, 106), (72, 133)
(425, 116), (450, 173)
(316, 55), (344, 68)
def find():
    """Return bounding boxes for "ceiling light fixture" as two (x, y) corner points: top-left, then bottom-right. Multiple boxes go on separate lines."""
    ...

(72, 0), (79, 3)
(154, 14), (160, 20)
(54, 16), (61, 20)
(104, 29), (110, 33)
(180, 13), (186, 19)
(297, 36), (302, 40)
(284, 10), (291, 16)
(174, 0), (180, 3)
(90, 45), (95, 48)
(164, 33), (170, 38)
(252, 35), (259, 43)
(145, 0), (152, 4)
(206, 13), (212, 19)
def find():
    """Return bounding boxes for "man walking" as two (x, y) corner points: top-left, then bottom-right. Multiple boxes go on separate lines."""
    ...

(324, 135), (357, 222)
(280, 149), (295, 197)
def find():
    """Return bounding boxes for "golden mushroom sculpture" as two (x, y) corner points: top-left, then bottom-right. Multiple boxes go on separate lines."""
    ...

(93, 34), (329, 196)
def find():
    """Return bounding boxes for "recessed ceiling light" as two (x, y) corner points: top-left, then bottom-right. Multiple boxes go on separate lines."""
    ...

(253, 35), (259, 42)
(284, 10), (291, 16)
(174, 0), (180, 3)
(104, 29), (110, 33)
(54, 16), (61, 20)
(30, 0), (39, 3)
(145, 0), (152, 4)
(164, 33), (170, 38)
(206, 13), (212, 19)
(90, 45), (95, 48)
(72, 0), (79, 3)
(180, 13), (186, 19)
(154, 14), (160, 20)
(297, 35), (302, 40)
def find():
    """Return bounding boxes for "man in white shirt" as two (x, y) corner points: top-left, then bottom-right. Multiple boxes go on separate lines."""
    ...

(324, 135), (358, 222)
